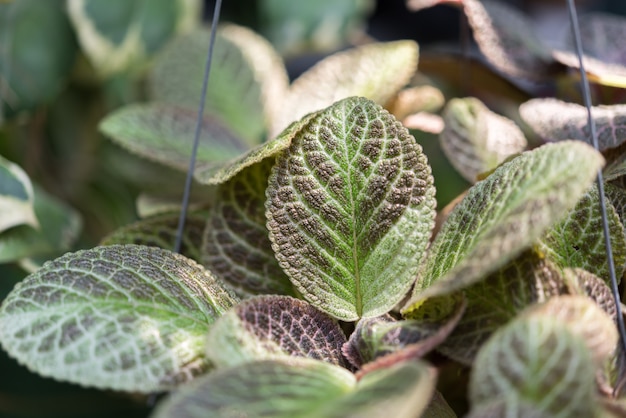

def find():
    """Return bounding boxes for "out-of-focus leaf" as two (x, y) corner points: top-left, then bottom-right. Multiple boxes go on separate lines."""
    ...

(538, 185), (626, 283)
(202, 159), (293, 296)
(404, 141), (604, 313)
(0, 245), (238, 392)
(259, 0), (374, 55)
(272, 41), (419, 136)
(0, 155), (37, 232)
(150, 24), (289, 145)
(0, 0), (77, 118)
(386, 85), (445, 120)
(206, 295), (348, 368)
(0, 186), (81, 264)
(100, 211), (207, 263)
(440, 97), (527, 183)
(267, 97), (436, 321)
(606, 181), (626, 229)
(469, 315), (599, 417)
(564, 268), (617, 321)
(604, 143), (626, 181)
(438, 251), (564, 365)
(462, 0), (555, 80)
(153, 358), (436, 418)
(67, 0), (200, 76)
(422, 391), (458, 418)
(99, 103), (248, 173)
(520, 98), (626, 150)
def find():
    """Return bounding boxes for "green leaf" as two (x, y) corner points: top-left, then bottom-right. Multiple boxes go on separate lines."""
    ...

(67, 0), (200, 76)
(404, 141), (604, 312)
(440, 97), (527, 183)
(272, 40), (419, 136)
(99, 103), (248, 173)
(0, 186), (81, 264)
(422, 391), (458, 418)
(0, 0), (77, 117)
(520, 98), (626, 150)
(206, 295), (348, 368)
(606, 181), (626, 229)
(152, 358), (436, 418)
(266, 96), (436, 321)
(202, 159), (293, 296)
(537, 185), (626, 283)
(0, 245), (238, 392)
(100, 211), (207, 263)
(461, 0), (555, 80)
(469, 315), (599, 418)
(149, 24), (289, 145)
(438, 251), (565, 365)
(0, 155), (37, 233)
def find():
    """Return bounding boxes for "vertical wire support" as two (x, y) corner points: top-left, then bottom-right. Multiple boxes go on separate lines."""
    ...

(565, 0), (626, 358)
(174, 0), (224, 254)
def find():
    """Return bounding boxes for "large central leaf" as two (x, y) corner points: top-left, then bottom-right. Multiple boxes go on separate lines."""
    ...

(266, 97), (436, 321)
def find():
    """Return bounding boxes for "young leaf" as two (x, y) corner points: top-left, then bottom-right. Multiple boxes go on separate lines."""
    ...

(519, 98), (626, 150)
(99, 103), (248, 173)
(206, 295), (348, 368)
(440, 97), (527, 183)
(404, 141), (604, 312)
(470, 315), (599, 418)
(272, 41), (419, 136)
(537, 185), (626, 283)
(438, 251), (564, 365)
(100, 211), (207, 262)
(266, 96), (437, 321)
(0, 245), (238, 392)
(149, 25), (289, 145)
(202, 159), (293, 296)
(67, 0), (200, 76)
(152, 358), (436, 418)
(0, 155), (38, 233)
(461, 0), (555, 80)
(385, 85), (445, 120)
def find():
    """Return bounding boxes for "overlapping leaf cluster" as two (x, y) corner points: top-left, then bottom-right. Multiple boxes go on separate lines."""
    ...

(2, 3), (626, 417)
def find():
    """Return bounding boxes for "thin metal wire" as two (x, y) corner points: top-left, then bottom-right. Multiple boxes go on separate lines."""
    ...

(174, 0), (223, 254)
(565, 0), (626, 358)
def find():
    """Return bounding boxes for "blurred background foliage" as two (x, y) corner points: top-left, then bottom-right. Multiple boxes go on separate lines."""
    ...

(1, 0), (626, 417)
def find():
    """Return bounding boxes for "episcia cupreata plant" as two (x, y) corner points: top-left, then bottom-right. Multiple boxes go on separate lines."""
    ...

(3, 6), (626, 417)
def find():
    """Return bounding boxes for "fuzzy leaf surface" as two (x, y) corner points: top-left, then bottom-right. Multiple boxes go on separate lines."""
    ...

(100, 211), (207, 263)
(422, 391), (458, 418)
(206, 296), (348, 368)
(149, 25), (288, 144)
(520, 98), (626, 150)
(438, 251), (564, 365)
(0, 245), (238, 392)
(99, 103), (248, 173)
(0, 155), (38, 232)
(266, 97), (436, 321)
(606, 182), (626, 229)
(273, 41), (419, 136)
(564, 268), (617, 321)
(202, 159), (293, 296)
(152, 358), (435, 418)
(470, 315), (598, 418)
(440, 97), (527, 183)
(405, 141), (604, 311)
(538, 185), (626, 283)
(462, 0), (555, 80)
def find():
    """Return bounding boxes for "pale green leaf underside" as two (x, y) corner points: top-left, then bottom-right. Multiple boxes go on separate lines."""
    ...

(538, 185), (626, 283)
(440, 97), (527, 183)
(202, 159), (293, 296)
(405, 141), (604, 311)
(266, 97), (436, 321)
(520, 98), (626, 150)
(99, 103), (248, 173)
(470, 316), (598, 418)
(0, 245), (238, 392)
(206, 295), (348, 368)
(153, 358), (435, 418)
(0, 155), (38, 233)
(100, 211), (207, 263)
(438, 251), (564, 365)
(149, 24), (288, 145)
(272, 40), (419, 136)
